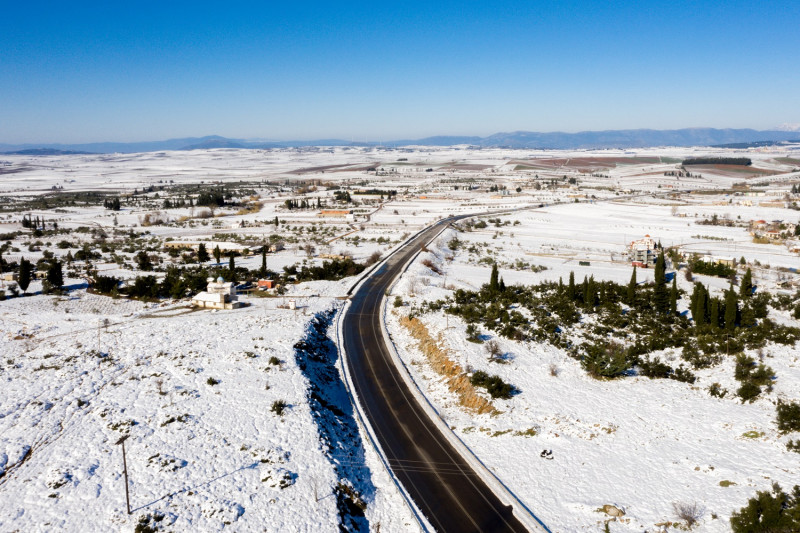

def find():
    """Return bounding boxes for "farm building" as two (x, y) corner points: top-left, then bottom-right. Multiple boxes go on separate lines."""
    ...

(257, 279), (276, 290)
(191, 277), (244, 310)
(317, 209), (354, 221)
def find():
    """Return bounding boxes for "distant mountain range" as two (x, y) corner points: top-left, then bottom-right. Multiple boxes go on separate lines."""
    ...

(2, 128), (799, 155)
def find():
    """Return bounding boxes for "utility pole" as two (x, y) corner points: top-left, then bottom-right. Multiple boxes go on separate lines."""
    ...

(115, 435), (131, 515)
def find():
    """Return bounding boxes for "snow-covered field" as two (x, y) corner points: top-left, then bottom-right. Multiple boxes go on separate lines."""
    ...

(0, 292), (415, 532)
(1, 146), (799, 531)
(387, 220), (800, 532)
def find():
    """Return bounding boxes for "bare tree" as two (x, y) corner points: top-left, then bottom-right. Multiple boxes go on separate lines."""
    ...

(673, 501), (704, 528)
(485, 340), (502, 361)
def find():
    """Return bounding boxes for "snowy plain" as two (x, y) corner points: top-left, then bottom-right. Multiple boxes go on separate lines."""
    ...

(0, 145), (799, 531)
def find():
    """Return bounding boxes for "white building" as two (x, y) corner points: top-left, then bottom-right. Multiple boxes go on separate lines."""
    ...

(191, 277), (244, 310)
(628, 235), (658, 266)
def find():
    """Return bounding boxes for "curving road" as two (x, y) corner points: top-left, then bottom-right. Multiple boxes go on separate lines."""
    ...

(342, 218), (531, 532)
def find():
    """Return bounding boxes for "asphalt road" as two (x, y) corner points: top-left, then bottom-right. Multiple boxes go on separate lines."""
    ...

(342, 219), (530, 533)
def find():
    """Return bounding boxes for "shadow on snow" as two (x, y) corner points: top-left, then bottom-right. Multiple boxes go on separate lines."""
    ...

(294, 309), (375, 532)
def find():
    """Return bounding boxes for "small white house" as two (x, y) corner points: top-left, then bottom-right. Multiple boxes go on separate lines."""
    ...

(191, 277), (244, 310)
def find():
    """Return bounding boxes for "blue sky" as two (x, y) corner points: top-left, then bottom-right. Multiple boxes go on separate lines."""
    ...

(1, 1), (798, 143)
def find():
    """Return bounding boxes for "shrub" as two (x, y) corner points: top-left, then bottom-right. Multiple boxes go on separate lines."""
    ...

(420, 258), (441, 275)
(393, 296), (404, 308)
(93, 275), (120, 294)
(730, 483), (800, 532)
(469, 371), (514, 399)
(206, 377), (219, 386)
(466, 324), (482, 343)
(671, 365), (697, 384)
(582, 342), (630, 379)
(708, 382), (728, 398)
(485, 340), (502, 361)
(737, 382), (761, 403)
(776, 401), (800, 433)
(365, 251), (382, 266)
(673, 501), (704, 528)
(271, 400), (288, 416)
(268, 356), (281, 366)
(639, 356), (672, 379)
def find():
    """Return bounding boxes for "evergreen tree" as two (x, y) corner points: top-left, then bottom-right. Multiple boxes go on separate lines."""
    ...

(197, 243), (210, 263)
(741, 303), (756, 328)
(229, 253), (236, 281)
(18, 258), (32, 294)
(725, 282), (739, 331)
(489, 263), (500, 292)
(260, 248), (267, 277)
(710, 298), (721, 329)
(584, 276), (596, 308)
(669, 277), (678, 315)
(627, 267), (637, 305)
(46, 260), (63, 290)
(135, 251), (152, 271)
(652, 250), (668, 313)
(213, 245), (222, 264)
(274, 216), (279, 226)
(740, 268), (753, 299)
(567, 271), (576, 300)
(498, 277), (506, 292)
(691, 283), (708, 326)
(730, 483), (800, 533)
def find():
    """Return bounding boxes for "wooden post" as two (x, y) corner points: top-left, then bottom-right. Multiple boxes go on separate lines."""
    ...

(115, 435), (131, 515)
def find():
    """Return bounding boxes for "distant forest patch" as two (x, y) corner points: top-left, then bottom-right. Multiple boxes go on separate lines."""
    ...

(683, 157), (752, 166)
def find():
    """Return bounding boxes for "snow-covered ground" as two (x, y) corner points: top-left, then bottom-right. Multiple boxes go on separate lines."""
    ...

(1, 146), (799, 531)
(0, 291), (415, 532)
(387, 222), (800, 532)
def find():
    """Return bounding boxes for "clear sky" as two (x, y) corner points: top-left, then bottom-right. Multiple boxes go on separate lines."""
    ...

(1, 0), (798, 143)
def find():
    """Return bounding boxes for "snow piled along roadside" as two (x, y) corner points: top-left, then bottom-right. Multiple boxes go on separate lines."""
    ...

(0, 291), (415, 532)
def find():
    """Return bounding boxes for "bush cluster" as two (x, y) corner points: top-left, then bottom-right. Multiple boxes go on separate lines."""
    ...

(469, 371), (514, 399)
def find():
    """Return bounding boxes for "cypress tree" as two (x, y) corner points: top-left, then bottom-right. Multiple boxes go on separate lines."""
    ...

(627, 267), (637, 305)
(701, 288), (710, 326)
(213, 245), (221, 264)
(580, 275), (588, 304)
(584, 276), (596, 307)
(652, 250), (668, 313)
(260, 248), (267, 277)
(710, 298), (720, 329)
(498, 277), (506, 292)
(725, 282), (739, 331)
(489, 263), (499, 292)
(691, 283), (708, 326)
(46, 260), (63, 290)
(690, 282), (700, 317)
(740, 268), (753, 299)
(567, 271), (576, 300)
(669, 277), (678, 315)
(740, 303), (756, 328)
(197, 243), (210, 263)
(229, 253), (236, 281)
(18, 257), (32, 294)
